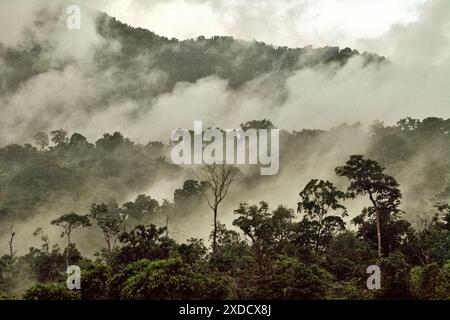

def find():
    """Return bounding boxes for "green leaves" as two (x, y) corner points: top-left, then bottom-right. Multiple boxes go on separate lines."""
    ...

(335, 155), (402, 214)
(51, 212), (91, 231)
(296, 179), (347, 254)
(115, 224), (173, 265)
(298, 179), (347, 218)
(118, 258), (231, 300)
(233, 202), (294, 254)
(336, 155), (403, 257)
(23, 283), (80, 300)
(261, 256), (333, 300)
(89, 202), (127, 252)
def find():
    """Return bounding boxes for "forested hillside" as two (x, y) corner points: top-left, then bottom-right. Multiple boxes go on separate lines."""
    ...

(0, 117), (448, 299)
(94, 13), (384, 90)
(0, 8), (448, 300)
(0, 10), (384, 128)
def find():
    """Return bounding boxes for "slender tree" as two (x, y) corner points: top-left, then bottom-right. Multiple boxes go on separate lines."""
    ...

(160, 199), (173, 237)
(197, 164), (234, 254)
(51, 213), (91, 266)
(8, 225), (16, 257)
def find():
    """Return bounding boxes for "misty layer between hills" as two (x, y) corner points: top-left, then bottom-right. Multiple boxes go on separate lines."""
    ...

(0, 0), (449, 256)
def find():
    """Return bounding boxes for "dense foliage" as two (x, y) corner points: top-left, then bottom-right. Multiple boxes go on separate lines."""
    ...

(0, 118), (448, 300)
(0, 7), (448, 301)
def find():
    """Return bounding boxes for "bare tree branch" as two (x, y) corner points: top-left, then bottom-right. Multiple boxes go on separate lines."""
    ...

(196, 163), (235, 254)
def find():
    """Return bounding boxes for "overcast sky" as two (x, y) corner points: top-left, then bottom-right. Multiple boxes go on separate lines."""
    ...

(93, 0), (429, 53)
(0, 0), (448, 143)
(0, 0), (443, 56)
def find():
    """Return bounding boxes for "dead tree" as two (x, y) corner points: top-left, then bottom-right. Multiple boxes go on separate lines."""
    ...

(8, 225), (16, 257)
(197, 164), (234, 254)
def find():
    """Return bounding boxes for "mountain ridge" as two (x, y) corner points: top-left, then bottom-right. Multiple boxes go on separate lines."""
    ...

(95, 12), (386, 89)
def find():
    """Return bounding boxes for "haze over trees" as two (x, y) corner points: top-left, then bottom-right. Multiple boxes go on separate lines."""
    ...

(0, 117), (448, 300)
(51, 213), (90, 266)
(0, 9), (448, 300)
(197, 164), (235, 254)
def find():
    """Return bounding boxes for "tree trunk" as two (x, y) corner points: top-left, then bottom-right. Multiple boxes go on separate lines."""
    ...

(369, 192), (382, 258)
(8, 226), (15, 257)
(165, 215), (169, 237)
(66, 233), (71, 267)
(375, 210), (382, 257)
(212, 206), (218, 254)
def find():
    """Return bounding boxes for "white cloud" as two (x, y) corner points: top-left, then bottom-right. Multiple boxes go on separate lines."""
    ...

(93, 0), (429, 50)
(0, 0), (448, 145)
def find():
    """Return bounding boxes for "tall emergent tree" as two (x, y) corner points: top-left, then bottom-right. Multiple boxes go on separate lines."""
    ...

(51, 213), (91, 266)
(335, 155), (402, 257)
(197, 164), (234, 254)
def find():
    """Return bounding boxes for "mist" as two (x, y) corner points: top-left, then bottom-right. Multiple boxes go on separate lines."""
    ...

(0, 0), (448, 257)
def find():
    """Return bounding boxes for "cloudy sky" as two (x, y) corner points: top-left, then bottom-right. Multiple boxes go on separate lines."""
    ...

(0, 0), (448, 144)
(0, 1), (448, 246)
(0, 0), (447, 60)
(93, 0), (429, 54)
